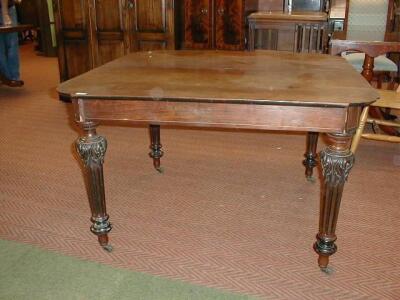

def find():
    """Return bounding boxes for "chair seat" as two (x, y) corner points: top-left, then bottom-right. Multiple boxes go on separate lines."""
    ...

(374, 90), (400, 109)
(342, 52), (398, 73)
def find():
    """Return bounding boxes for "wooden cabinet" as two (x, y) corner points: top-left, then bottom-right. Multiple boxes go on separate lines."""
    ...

(184, 0), (245, 50)
(130, 0), (175, 51)
(184, 0), (212, 49)
(54, 0), (93, 81)
(89, 0), (129, 67)
(54, 0), (176, 81)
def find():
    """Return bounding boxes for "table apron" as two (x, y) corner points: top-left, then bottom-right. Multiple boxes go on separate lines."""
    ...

(74, 99), (361, 133)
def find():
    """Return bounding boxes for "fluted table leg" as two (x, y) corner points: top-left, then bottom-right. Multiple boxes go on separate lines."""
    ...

(303, 132), (319, 181)
(75, 122), (112, 252)
(314, 133), (354, 270)
(149, 124), (164, 173)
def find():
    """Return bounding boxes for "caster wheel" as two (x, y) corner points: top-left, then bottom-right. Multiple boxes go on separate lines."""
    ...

(156, 166), (164, 174)
(320, 266), (334, 275)
(102, 244), (113, 252)
(306, 176), (316, 183)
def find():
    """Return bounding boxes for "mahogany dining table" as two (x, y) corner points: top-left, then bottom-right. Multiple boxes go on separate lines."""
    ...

(58, 50), (378, 270)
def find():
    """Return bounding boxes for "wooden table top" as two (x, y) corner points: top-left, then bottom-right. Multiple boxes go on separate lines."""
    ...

(248, 11), (328, 22)
(0, 24), (33, 33)
(58, 50), (378, 107)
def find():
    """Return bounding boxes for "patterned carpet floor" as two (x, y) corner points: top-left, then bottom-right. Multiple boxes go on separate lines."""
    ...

(0, 45), (399, 299)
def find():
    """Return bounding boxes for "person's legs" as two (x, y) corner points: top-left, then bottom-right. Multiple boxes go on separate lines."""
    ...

(5, 6), (20, 81)
(0, 34), (11, 79)
(0, 10), (12, 80)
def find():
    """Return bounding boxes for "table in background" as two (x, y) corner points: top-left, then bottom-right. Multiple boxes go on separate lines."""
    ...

(0, 24), (33, 33)
(58, 50), (378, 270)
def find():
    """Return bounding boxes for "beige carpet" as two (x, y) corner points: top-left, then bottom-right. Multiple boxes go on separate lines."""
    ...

(1, 44), (399, 299)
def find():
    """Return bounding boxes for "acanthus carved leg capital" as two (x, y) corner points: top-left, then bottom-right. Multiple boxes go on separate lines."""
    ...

(320, 147), (354, 186)
(75, 135), (107, 167)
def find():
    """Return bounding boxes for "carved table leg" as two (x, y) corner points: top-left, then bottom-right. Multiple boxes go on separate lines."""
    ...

(303, 132), (319, 181)
(314, 133), (354, 270)
(75, 122), (112, 252)
(149, 124), (164, 173)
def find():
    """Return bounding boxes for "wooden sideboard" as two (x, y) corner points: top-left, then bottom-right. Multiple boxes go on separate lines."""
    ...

(54, 0), (176, 81)
(248, 11), (328, 52)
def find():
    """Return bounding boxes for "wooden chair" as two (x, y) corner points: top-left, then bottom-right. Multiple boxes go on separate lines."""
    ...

(341, 0), (398, 88)
(331, 39), (400, 152)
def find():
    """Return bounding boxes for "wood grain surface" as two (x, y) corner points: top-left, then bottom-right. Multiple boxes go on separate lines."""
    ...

(59, 50), (378, 107)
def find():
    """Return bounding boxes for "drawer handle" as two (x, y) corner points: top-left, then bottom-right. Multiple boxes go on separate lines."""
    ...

(200, 8), (208, 15)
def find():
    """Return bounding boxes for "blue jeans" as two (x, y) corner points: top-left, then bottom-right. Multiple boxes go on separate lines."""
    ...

(0, 6), (20, 80)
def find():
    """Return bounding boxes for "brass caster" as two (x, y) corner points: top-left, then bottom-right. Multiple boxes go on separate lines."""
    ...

(156, 166), (164, 174)
(306, 176), (316, 183)
(102, 244), (113, 252)
(320, 266), (334, 275)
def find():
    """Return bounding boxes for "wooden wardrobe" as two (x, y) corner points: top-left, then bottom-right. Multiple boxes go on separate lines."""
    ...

(54, 0), (176, 81)
(184, 0), (245, 50)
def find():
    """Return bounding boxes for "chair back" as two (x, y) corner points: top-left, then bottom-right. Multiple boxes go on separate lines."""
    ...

(346, 0), (390, 41)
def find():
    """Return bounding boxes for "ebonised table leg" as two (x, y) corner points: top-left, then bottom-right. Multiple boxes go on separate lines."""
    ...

(303, 132), (319, 181)
(149, 124), (164, 173)
(314, 133), (354, 270)
(75, 122), (112, 252)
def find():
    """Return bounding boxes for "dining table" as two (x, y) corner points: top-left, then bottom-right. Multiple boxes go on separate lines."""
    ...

(58, 49), (378, 270)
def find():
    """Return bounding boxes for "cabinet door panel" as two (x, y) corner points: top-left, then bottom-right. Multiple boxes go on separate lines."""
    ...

(54, 0), (92, 81)
(95, 0), (123, 31)
(90, 0), (129, 66)
(64, 42), (91, 78)
(58, 0), (85, 29)
(184, 0), (212, 49)
(215, 0), (244, 50)
(130, 0), (175, 50)
(136, 0), (166, 32)
(97, 40), (126, 65)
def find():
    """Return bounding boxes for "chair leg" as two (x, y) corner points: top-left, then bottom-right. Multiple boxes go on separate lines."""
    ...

(149, 125), (164, 173)
(303, 132), (319, 181)
(351, 106), (369, 153)
(388, 72), (396, 90)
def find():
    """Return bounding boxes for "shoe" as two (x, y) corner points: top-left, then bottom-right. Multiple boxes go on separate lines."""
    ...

(0, 76), (24, 87)
(6, 79), (24, 87)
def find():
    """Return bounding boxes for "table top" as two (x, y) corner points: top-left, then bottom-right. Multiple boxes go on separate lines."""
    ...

(248, 11), (328, 22)
(58, 50), (378, 108)
(0, 24), (33, 33)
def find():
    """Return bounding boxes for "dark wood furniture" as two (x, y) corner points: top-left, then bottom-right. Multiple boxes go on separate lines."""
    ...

(248, 11), (328, 52)
(54, 0), (176, 81)
(184, 0), (245, 50)
(58, 50), (378, 270)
